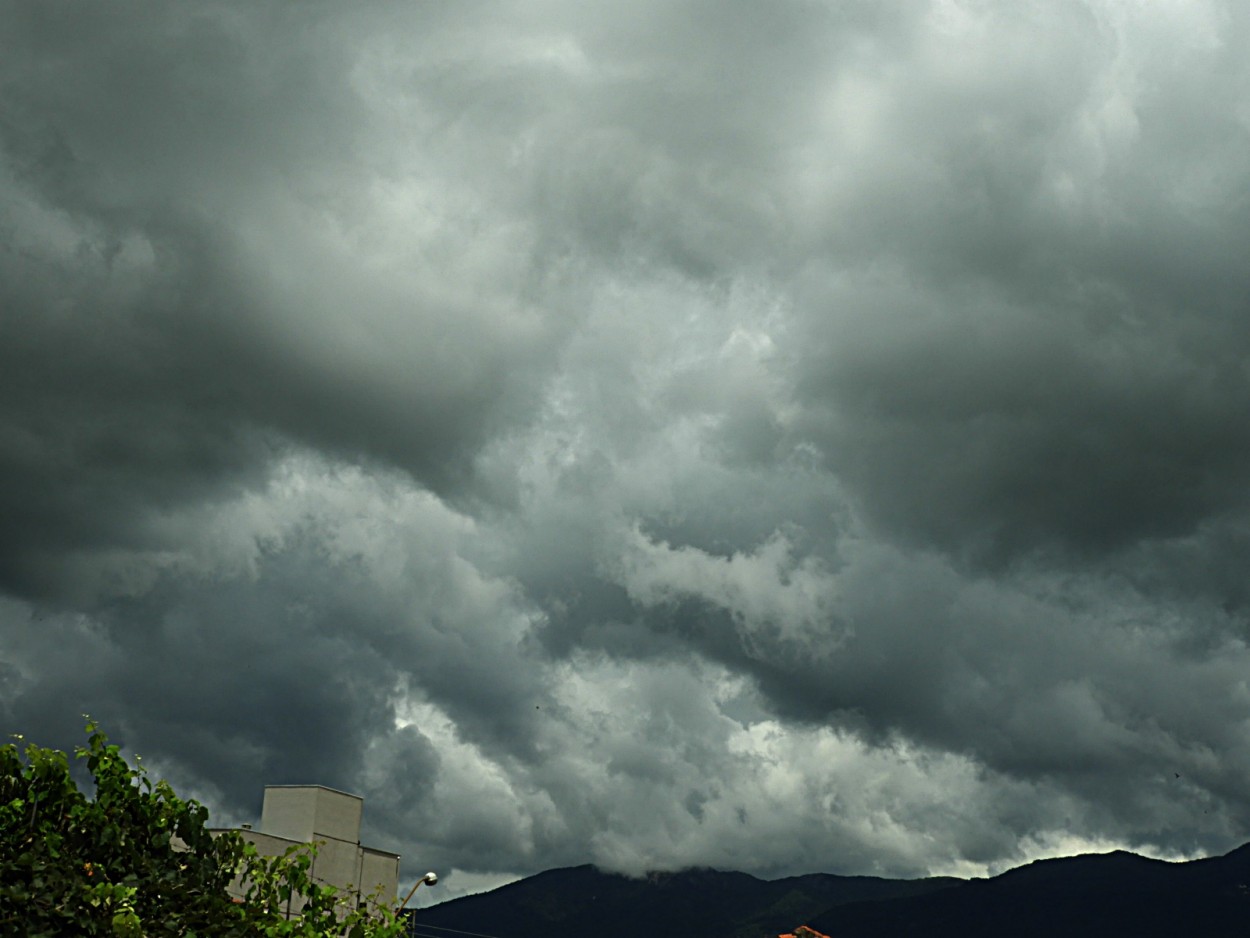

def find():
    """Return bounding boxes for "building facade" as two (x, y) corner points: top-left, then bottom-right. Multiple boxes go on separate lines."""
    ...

(215, 784), (400, 917)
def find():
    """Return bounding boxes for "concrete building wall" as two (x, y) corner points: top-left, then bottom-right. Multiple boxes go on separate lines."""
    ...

(224, 830), (308, 914)
(261, 785), (364, 845)
(360, 848), (401, 902)
(214, 784), (399, 917)
(237, 830), (301, 860)
(312, 834), (362, 900)
(258, 786), (318, 842)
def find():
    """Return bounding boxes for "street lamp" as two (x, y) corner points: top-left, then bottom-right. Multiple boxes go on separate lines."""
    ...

(398, 871), (439, 910)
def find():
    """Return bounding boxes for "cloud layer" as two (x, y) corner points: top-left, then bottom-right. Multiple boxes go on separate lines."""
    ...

(4, 0), (1250, 898)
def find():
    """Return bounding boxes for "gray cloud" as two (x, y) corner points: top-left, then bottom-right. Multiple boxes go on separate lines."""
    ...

(4, 0), (1250, 895)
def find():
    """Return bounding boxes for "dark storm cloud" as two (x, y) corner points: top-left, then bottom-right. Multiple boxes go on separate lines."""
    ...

(771, 0), (1250, 566)
(4, 0), (1250, 893)
(0, 1), (568, 594)
(793, 273), (1250, 564)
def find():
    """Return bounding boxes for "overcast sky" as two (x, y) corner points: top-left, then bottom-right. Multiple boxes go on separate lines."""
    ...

(4, 0), (1250, 903)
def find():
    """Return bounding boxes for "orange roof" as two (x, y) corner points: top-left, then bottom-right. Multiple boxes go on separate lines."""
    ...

(778, 928), (831, 938)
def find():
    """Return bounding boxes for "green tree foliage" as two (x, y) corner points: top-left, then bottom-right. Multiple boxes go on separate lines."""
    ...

(0, 720), (405, 937)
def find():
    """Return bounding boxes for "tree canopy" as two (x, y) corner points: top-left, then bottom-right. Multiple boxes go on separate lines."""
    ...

(1, 721), (405, 937)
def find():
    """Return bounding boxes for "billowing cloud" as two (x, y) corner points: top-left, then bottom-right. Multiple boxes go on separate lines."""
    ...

(3, 0), (1250, 899)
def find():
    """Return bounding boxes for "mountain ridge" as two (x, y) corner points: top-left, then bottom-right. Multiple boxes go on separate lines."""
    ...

(406, 861), (961, 938)
(405, 843), (1250, 938)
(805, 841), (1250, 937)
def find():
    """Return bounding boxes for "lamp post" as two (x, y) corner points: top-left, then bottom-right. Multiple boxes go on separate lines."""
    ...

(398, 871), (439, 911)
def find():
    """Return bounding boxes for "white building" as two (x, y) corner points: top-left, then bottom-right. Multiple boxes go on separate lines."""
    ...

(216, 784), (400, 917)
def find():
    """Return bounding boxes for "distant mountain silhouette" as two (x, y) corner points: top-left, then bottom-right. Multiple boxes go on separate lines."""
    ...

(404, 844), (1250, 938)
(404, 863), (960, 938)
(806, 842), (1250, 938)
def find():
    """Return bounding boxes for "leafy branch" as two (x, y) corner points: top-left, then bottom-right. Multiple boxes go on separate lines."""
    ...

(0, 720), (405, 937)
